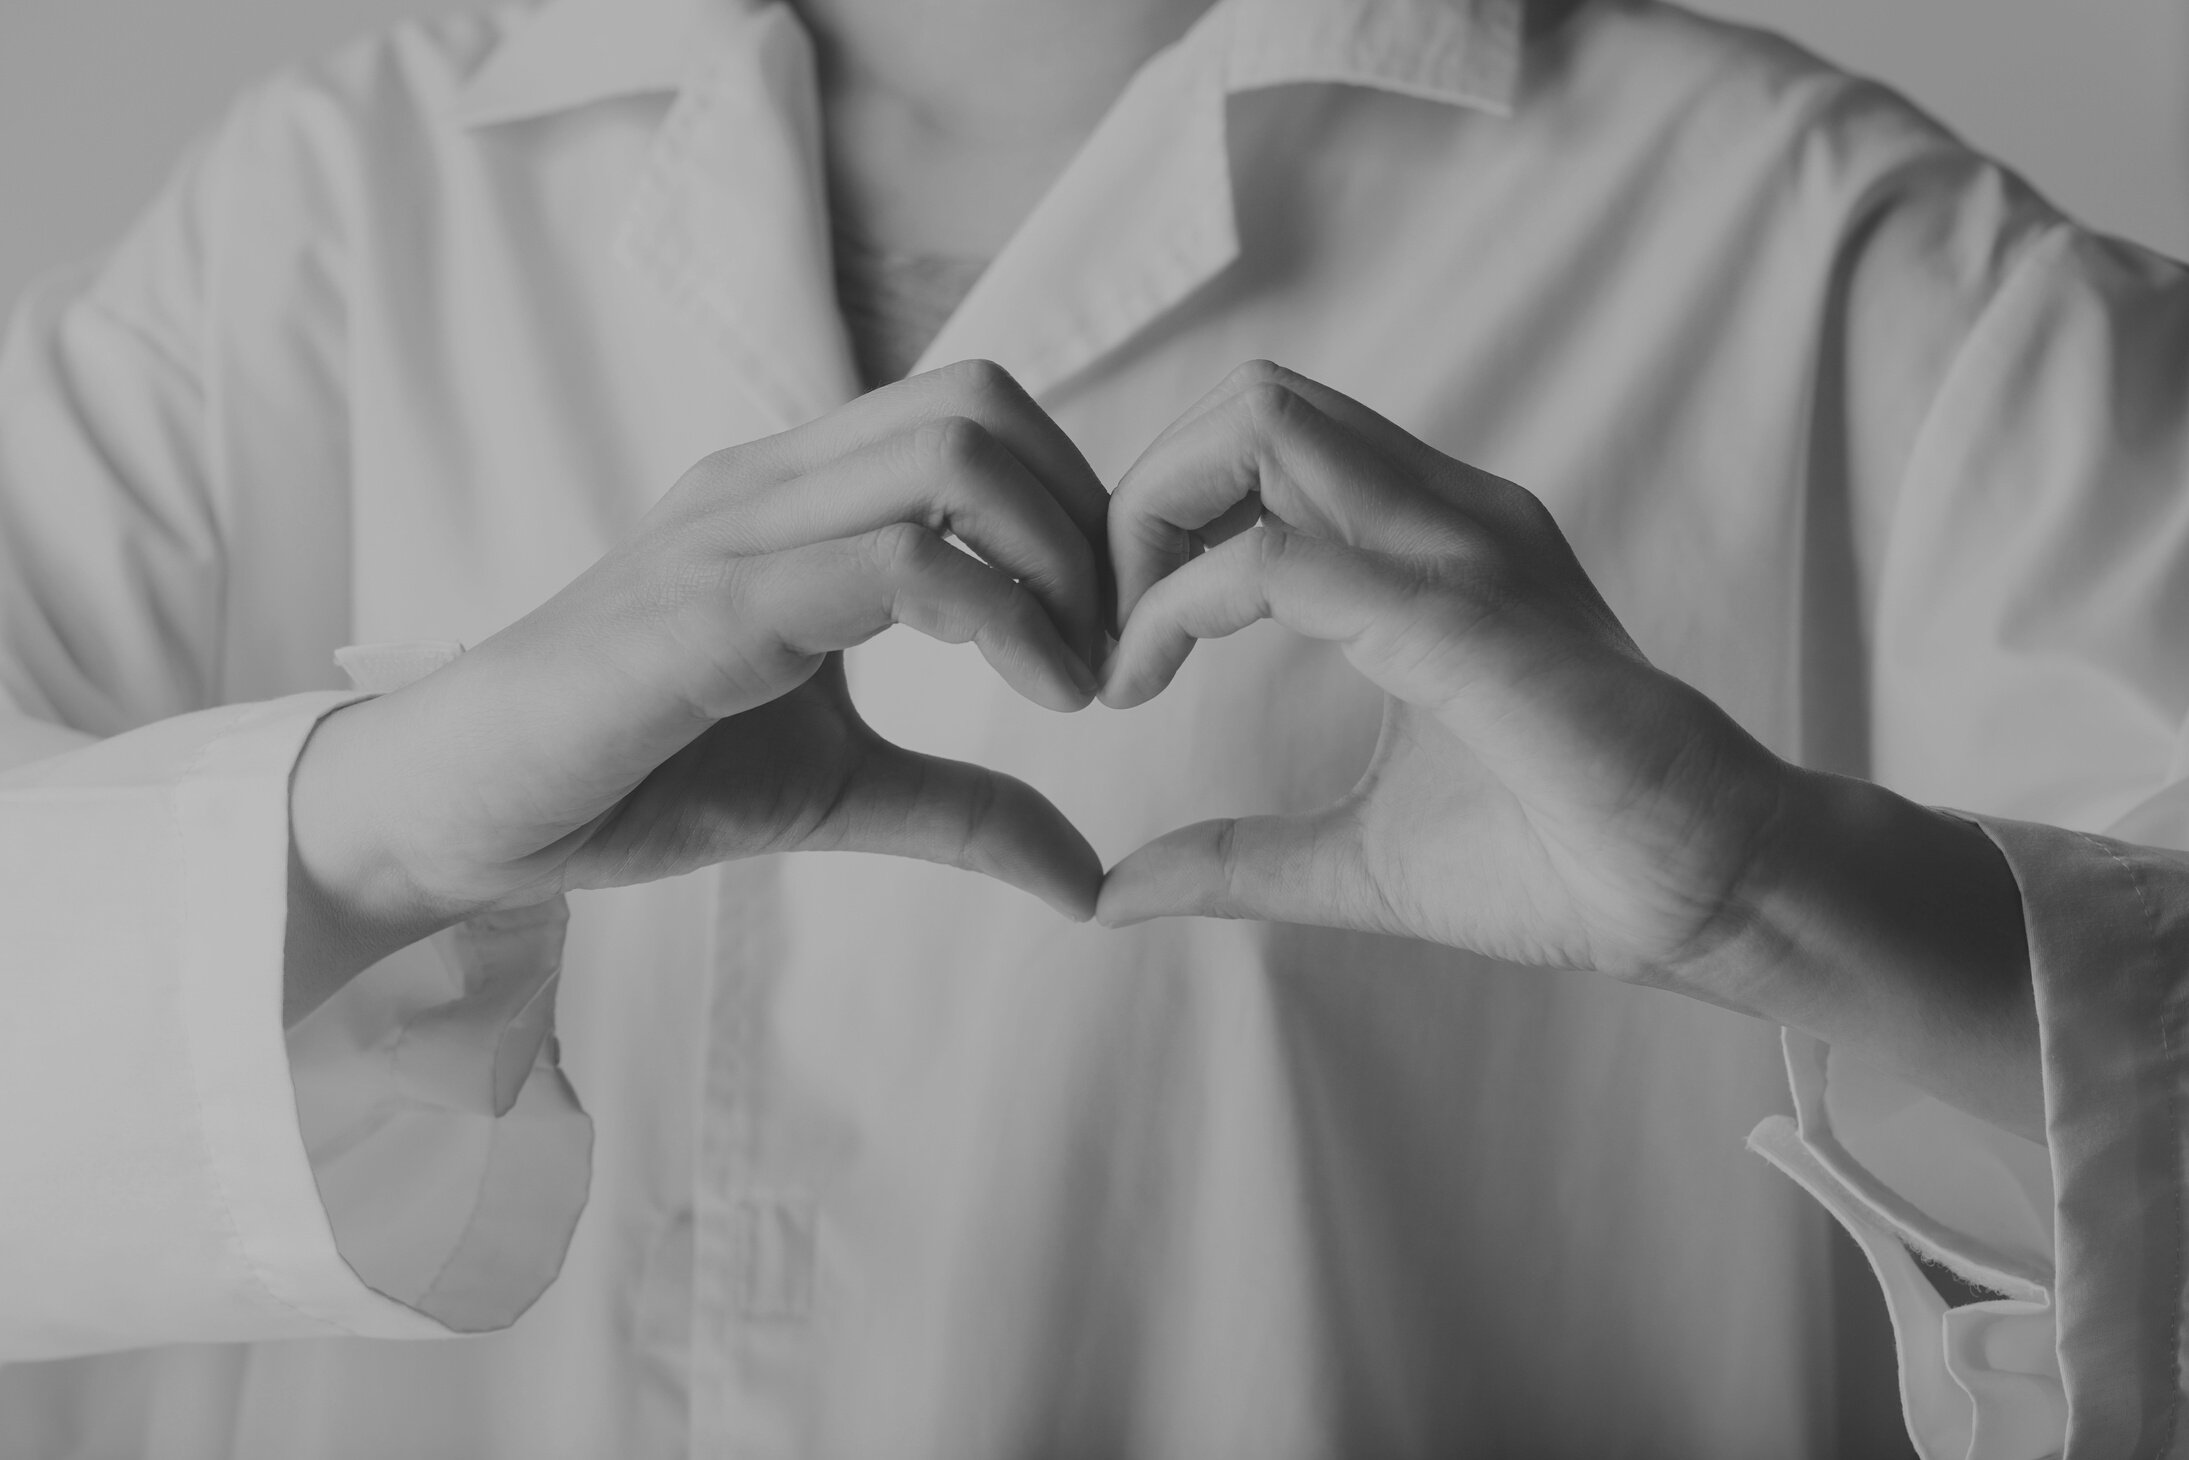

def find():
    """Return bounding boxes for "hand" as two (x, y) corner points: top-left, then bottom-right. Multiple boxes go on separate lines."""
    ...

(1100, 362), (2043, 1138)
(1096, 362), (1795, 983)
(290, 361), (1110, 1002)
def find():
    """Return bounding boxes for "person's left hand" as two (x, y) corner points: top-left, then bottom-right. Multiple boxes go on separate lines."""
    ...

(1096, 362), (1797, 983)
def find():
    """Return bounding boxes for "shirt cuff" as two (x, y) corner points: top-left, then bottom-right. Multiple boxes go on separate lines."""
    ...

(282, 640), (591, 1332)
(1750, 814), (2189, 1460)
(0, 693), (478, 1355)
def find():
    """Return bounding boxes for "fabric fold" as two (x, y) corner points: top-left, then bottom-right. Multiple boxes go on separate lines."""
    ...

(0, 693), (457, 1356)
(284, 640), (591, 1329)
(1754, 812), (2189, 1459)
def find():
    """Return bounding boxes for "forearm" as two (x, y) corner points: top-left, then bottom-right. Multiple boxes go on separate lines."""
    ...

(1667, 768), (2041, 1140)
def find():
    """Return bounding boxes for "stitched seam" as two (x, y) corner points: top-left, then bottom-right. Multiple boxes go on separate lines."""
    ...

(2081, 830), (2182, 1455)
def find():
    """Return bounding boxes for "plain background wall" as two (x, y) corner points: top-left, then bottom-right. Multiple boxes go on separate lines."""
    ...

(1684, 0), (2189, 258)
(3, 0), (2186, 314)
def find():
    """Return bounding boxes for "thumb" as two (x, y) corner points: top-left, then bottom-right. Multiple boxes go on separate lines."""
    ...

(832, 734), (1103, 921)
(1095, 810), (1368, 929)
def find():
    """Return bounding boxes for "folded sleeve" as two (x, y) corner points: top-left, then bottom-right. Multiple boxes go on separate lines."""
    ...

(289, 642), (589, 1331)
(1752, 205), (2189, 1456)
(0, 81), (588, 1360)
(1751, 815), (2189, 1460)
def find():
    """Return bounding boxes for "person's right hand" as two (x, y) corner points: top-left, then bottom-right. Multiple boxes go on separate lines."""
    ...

(288, 362), (1110, 1004)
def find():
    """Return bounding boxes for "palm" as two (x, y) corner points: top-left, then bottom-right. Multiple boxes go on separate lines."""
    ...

(1095, 363), (1793, 978)
(1343, 699), (1580, 961)
(1337, 667), (1781, 976)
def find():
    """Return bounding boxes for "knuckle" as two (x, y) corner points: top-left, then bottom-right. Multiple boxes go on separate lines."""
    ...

(939, 357), (1019, 406)
(697, 442), (750, 476)
(663, 447), (777, 552)
(1225, 358), (1289, 393)
(911, 414), (995, 475)
(1496, 476), (1558, 533)
(669, 446), (747, 502)
(1236, 378), (1302, 435)
(865, 520), (938, 576)
(1212, 819), (1245, 899)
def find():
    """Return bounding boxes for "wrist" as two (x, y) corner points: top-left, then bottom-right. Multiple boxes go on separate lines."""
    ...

(284, 695), (458, 1020)
(1634, 752), (1815, 1011)
(1663, 764), (2040, 1135)
(1657, 766), (1856, 1010)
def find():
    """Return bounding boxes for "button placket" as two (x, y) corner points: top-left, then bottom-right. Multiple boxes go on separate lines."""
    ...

(690, 856), (819, 1460)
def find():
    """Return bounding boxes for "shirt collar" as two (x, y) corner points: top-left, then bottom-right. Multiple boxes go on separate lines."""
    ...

(450, 0), (735, 128)
(1225, 0), (1521, 113)
(450, 0), (1523, 130)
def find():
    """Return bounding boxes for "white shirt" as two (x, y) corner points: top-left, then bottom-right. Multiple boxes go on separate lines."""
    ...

(3, 0), (2188, 1455)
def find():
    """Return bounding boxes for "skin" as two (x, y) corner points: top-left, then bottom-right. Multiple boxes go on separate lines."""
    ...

(286, 0), (1225, 1016)
(1099, 363), (2040, 1140)
(287, 364), (1114, 1019)
(292, 0), (2042, 1142)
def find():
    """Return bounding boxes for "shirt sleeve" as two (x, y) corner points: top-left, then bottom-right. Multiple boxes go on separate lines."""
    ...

(1748, 215), (2189, 1456)
(0, 81), (588, 1361)
(292, 642), (589, 1331)
(1750, 814), (2189, 1460)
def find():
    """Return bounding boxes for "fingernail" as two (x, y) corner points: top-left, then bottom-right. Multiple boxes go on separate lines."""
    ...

(1066, 650), (1099, 698)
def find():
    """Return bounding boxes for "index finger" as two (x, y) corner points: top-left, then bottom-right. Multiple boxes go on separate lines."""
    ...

(756, 358), (1113, 590)
(1144, 360), (1442, 480)
(1108, 378), (1457, 627)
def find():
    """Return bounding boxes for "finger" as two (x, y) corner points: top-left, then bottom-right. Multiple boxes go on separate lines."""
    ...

(1095, 810), (1373, 931)
(1124, 358), (1289, 467)
(1194, 492), (1265, 550)
(757, 525), (1097, 712)
(1218, 361), (1445, 469)
(1259, 369), (1551, 534)
(830, 734), (1103, 920)
(1108, 376), (1457, 626)
(712, 416), (1103, 668)
(1128, 367), (1619, 660)
(1135, 360), (1549, 552)
(755, 358), (1112, 584)
(1102, 522), (1428, 709)
(1122, 360), (1443, 506)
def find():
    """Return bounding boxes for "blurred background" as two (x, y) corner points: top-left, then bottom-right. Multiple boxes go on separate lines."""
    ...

(2, 0), (2186, 310)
